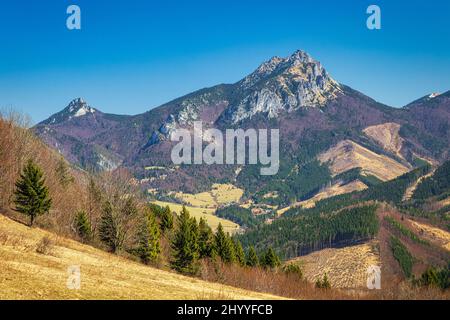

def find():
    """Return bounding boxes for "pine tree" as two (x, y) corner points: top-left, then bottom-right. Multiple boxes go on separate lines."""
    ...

(262, 247), (281, 269)
(14, 159), (52, 226)
(234, 239), (246, 267)
(315, 273), (331, 289)
(160, 205), (174, 233)
(246, 246), (259, 267)
(198, 218), (215, 259)
(87, 177), (102, 232)
(55, 157), (74, 188)
(137, 210), (161, 264)
(75, 210), (91, 241)
(98, 200), (121, 252)
(171, 206), (199, 274)
(214, 223), (236, 264)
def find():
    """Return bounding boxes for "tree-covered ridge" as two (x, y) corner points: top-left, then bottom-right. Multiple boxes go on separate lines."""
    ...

(239, 158), (332, 207)
(390, 235), (414, 278)
(384, 216), (430, 246)
(238, 204), (379, 259)
(361, 165), (431, 204)
(216, 205), (260, 229)
(413, 160), (450, 200)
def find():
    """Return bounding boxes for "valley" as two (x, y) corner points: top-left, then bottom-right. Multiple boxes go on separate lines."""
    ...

(2, 49), (450, 300)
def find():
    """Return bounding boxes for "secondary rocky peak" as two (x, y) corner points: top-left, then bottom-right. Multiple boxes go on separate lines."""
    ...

(66, 98), (96, 117)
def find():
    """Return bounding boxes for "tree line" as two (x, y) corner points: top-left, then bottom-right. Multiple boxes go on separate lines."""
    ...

(12, 159), (282, 276)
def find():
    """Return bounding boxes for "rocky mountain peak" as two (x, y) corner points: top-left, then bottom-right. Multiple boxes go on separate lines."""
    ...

(228, 50), (343, 123)
(39, 98), (97, 126)
(66, 98), (96, 117)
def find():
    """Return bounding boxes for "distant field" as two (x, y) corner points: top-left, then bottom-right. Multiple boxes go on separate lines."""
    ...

(290, 241), (380, 289)
(0, 215), (278, 300)
(408, 219), (450, 251)
(174, 184), (244, 209)
(318, 140), (410, 181)
(151, 200), (240, 234)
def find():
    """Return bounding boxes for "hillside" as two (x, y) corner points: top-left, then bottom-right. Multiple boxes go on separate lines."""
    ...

(0, 215), (281, 300)
(285, 205), (450, 291)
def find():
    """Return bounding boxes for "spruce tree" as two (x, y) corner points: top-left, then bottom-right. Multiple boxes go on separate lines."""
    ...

(137, 210), (161, 264)
(75, 210), (92, 241)
(315, 273), (331, 289)
(55, 157), (74, 188)
(171, 206), (199, 274)
(14, 159), (52, 226)
(262, 247), (281, 269)
(234, 239), (246, 267)
(246, 246), (259, 267)
(98, 201), (120, 252)
(160, 205), (174, 233)
(87, 177), (102, 232)
(198, 218), (215, 259)
(214, 223), (236, 263)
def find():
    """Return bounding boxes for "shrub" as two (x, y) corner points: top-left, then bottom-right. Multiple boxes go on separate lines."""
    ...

(36, 236), (54, 255)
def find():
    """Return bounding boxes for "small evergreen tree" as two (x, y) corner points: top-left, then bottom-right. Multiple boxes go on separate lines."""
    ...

(198, 218), (215, 258)
(246, 246), (259, 267)
(282, 263), (303, 279)
(99, 200), (121, 252)
(160, 205), (174, 233)
(55, 157), (74, 188)
(315, 273), (331, 289)
(14, 159), (52, 226)
(137, 210), (161, 264)
(87, 177), (102, 232)
(214, 223), (236, 264)
(262, 247), (281, 269)
(171, 206), (199, 274)
(75, 210), (91, 241)
(234, 239), (246, 267)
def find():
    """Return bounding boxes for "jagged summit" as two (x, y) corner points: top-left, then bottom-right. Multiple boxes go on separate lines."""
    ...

(227, 50), (343, 123)
(65, 98), (96, 117)
(41, 98), (97, 125)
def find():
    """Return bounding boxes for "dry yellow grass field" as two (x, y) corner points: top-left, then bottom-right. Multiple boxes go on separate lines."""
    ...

(174, 191), (217, 208)
(151, 200), (240, 234)
(0, 215), (280, 300)
(408, 219), (450, 251)
(290, 241), (380, 289)
(363, 122), (404, 158)
(318, 140), (410, 181)
(277, 180), (368, 215)
(174, 184), (244, 208)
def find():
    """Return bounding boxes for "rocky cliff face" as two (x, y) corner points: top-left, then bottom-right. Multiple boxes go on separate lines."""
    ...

(225, 50), (342, 123)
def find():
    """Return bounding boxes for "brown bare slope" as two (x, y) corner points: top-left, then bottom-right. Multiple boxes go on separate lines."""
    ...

(363, 122), (404, 158)
(318, 140), (410, 181)
(0, 215), (281, 300)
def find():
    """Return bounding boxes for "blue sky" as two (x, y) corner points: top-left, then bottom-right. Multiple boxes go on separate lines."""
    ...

(0, 0), (449, 123)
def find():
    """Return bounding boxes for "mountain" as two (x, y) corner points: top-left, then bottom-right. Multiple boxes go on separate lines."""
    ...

(34, 50), (450, 201)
